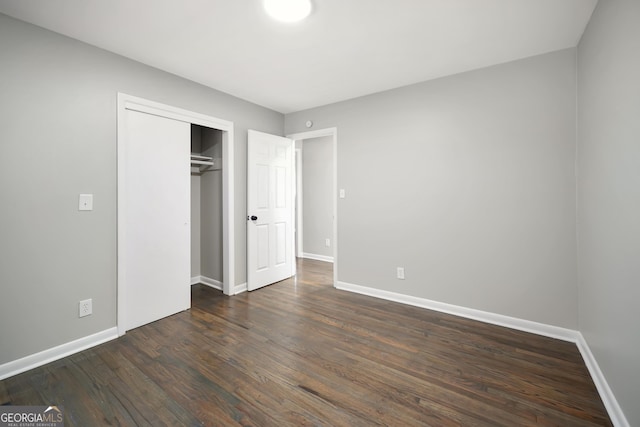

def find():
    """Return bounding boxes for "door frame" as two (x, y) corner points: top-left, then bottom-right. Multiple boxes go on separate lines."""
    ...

(295, 147), (304, 258)
(287, 127), (338, 287)
(117, 93), (235, 336)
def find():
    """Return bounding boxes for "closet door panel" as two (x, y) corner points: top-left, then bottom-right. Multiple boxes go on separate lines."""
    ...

(124, 109), (190, 331)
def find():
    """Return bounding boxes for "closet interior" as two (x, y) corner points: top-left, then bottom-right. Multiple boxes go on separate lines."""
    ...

(191, 124), (224, 289)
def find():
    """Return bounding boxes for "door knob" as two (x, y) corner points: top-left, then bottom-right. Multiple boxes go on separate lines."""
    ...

(248, 215), (258, 221)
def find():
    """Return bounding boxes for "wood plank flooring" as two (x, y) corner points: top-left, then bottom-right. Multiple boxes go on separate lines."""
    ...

(1, 259), (612, 426)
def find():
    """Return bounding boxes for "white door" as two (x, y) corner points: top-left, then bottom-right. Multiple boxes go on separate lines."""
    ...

(123, 109), (191, 331)
(247, 130), (295, 291)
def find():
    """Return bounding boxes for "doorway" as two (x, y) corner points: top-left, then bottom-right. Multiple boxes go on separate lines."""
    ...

(288, 128), (338, 287)
(190, 125), (224, 291)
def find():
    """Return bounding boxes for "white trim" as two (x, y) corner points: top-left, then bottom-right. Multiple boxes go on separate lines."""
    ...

(336, 280), (629, 426)
(0, 328), (118, 381)
(192, 276), (225, 292)
(222, 126), (235, 297)
(287, 128), (338, 287)
(119, 95), (232, 130)
(336, 281), (578, 341)
(576, 335), (630, 427)
(234, 282), (248, 295)
(295, 148), (304, 258)
(117, 93), (235, 336)
(301, 253), (334, 263)
(199, 276), (223, 291)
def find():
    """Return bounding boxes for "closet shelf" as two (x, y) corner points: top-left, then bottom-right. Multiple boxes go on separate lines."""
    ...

(191, 159), (215, 166)
(191, 153), (220, 173)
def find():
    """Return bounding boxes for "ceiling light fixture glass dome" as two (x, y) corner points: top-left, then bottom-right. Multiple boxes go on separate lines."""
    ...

(264, 0), (312, 23)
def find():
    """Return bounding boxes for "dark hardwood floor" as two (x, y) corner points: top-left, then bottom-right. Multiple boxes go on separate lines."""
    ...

(0, 259), (611, 426)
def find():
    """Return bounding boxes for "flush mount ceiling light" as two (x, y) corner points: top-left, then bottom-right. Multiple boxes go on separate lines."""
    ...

(264, 0), (312, 23)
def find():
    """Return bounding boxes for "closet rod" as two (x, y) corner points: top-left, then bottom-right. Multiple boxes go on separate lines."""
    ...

(191, 159), (215, 166)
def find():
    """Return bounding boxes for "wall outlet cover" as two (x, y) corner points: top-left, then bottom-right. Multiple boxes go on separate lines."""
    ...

(79, 299), (92, 317)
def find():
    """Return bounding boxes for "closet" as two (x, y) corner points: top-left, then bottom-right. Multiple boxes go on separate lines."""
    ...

(118, 94), (234, 334)
(190, 125), (224, 290)
(120, 110), (224, 332)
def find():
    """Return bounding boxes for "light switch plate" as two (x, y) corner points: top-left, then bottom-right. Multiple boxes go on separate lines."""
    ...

(79, 194), (93, 211)
(339, 189), (346, 199)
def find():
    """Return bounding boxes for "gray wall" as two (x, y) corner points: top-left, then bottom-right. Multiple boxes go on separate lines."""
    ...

(286, 49), (578, 329)
(577, 0), (640, 424)
(200, 128), (223, 282)
(191, 125), (202, 278)
(0, 13), (282, 365)
(302, 136), (334, 259)
(191, 176), (202, 277)
(4, 12), (635, 424)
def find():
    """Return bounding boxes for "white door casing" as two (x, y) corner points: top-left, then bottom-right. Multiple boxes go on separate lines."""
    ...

(287, 128), (338, 287)
(247, 130), (295, 291)
(295, 148), (304, 258)
(122, 109), (191, 331)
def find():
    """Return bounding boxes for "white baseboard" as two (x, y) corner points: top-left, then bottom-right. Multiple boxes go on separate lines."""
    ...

(302, 253), (334, 263)
(196, 278), (247, 295)
(576, 335), (630, 427)
(336, 281), (578, 341)
(192, 275), (223, 291)
(336, 281), (628, 427)
(234, 282), (248, 295)
(0, 327), (118, 381)
(198, 276), (223, 291)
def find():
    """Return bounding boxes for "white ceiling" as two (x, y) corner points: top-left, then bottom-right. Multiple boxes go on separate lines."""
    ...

(0, 0), (597, 114)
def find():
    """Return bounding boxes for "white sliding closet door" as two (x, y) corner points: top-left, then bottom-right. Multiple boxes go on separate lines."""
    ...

(123, 109), (191, 331)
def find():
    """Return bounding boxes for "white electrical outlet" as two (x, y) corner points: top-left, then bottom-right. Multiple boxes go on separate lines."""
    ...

(397, 267), (405, 280)
(79, 299), (92, 317)
(325, 238), (331, 247)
